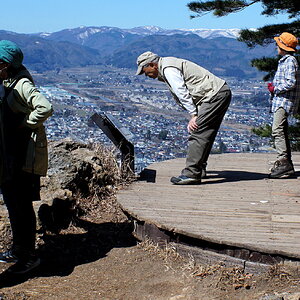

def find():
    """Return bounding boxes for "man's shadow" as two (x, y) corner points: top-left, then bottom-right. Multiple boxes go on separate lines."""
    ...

(203, 169), (299, 184)
(137, 168), (277, 184)
(203, 170), (267, 184)
(0, 219), (136, 288)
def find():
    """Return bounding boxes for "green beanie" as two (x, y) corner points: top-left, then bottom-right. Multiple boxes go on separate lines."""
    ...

(0, 40), (23, 68)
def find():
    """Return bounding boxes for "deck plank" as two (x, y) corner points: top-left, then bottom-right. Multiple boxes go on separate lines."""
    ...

(117, 153), (300, 259)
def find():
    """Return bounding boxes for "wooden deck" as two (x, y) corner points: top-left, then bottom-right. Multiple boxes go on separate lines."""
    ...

(117, 153), (300, 265)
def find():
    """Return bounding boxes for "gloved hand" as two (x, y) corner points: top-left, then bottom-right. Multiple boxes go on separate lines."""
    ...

(268, 82), (275, 94)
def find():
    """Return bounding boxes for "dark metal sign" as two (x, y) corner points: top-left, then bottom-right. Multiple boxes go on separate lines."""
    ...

(91, 112), (134, 174)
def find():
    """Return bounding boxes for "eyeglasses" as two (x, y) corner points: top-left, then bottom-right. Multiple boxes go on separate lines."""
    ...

(142, 63), (149, 70)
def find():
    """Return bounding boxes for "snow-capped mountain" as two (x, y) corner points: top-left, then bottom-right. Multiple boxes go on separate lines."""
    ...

(125, 26), (168, 36)
(39, 25), (241, 43)
(123, 26), (241, 39)
(178, 28), (240, 39)
(0, 25), (273, 78)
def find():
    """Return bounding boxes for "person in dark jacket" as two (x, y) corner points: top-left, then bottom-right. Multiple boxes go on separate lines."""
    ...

(0, 40), (53, 274)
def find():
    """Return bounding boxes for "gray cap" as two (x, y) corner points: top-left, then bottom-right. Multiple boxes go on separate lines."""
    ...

(136, 51), (159, 75)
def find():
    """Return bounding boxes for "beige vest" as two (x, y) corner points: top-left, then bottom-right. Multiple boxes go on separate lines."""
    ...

(158, 57), (225, 106)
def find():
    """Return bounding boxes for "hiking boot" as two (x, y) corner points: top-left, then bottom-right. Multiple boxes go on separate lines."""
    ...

(269, 158), (295, 179)
(0, 250), (19, 263)
(7, 255), (40, 274)
(170, 175), (201, 185)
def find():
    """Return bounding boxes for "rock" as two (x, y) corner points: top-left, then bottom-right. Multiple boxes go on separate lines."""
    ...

(41, 140), (120, 199)
(259, 292), (300, 300)
(286, 293), (300, 300)
(0, 139), (122, 240)
(39, 139), (121, 233)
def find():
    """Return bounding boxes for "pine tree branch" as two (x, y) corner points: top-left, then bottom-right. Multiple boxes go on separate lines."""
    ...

(261, 0), (300, 18)
(251, 57), (279, 80)
(188, 0), (300, 19)
(188, 0), (260, 18)
(238, 20), (300, 47)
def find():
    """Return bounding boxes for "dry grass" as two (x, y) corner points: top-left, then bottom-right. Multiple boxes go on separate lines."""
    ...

(76, 193), (127, 224)
(92, 143), (136, 185)
(265, 264), (300, 287)
(215, 267), (254, 290)
(136, 238), (300, 293)
(71, 143), (135, 222)
(138, 239), (228, 282)
(138, 239), (185, 274)
(182, 253), (223, 279)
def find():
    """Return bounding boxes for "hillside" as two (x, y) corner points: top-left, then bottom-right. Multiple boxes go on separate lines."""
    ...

(0, 141), (299, 299)
(0, 30), (103, 72)
(0, 26), (276, 78)
(104, 34), (274, 78)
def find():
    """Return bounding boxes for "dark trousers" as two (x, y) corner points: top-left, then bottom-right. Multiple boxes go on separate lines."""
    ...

(1, 171), (40, 257)
(182, 85), (232, 179)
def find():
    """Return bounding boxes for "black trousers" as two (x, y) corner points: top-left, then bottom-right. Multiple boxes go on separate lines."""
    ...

(1, 171), (40, 257)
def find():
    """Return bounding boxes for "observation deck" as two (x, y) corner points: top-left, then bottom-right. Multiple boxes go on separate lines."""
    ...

(117, 153), (300, 272)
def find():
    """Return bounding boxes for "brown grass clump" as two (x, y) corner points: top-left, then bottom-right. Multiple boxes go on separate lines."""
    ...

(215, 267), (254, 290)
(73, 143), (134, 222)
(138, 239), (181, 261)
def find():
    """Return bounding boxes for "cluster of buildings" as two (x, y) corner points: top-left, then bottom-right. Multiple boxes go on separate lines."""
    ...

(39, 68), (275, 172)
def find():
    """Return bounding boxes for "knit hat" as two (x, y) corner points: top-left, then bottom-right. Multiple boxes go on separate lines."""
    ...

(0, 40), (24, 68)
(136, 51), (159, 75)
(274, 32), (298, 52)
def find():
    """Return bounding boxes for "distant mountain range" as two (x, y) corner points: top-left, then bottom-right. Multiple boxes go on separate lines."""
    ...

(39, 26), (241, 41)
(0, 26), (275, 78)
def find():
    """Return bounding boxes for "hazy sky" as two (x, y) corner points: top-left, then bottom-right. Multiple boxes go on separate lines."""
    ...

(1, 0), (291, 33)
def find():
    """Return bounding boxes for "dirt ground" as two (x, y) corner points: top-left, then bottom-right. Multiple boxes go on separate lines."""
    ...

(0, 194), (299, 300)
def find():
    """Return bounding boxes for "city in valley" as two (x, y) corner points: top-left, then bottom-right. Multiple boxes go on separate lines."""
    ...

(34, 65), (275, 172)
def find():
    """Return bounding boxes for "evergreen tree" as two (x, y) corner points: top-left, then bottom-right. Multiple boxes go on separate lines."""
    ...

(187, 0), (300, 79)
(251, 121), (300, 151)
(187, 0), (300, 149)
(158, 130), (169, 140)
